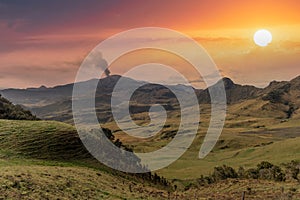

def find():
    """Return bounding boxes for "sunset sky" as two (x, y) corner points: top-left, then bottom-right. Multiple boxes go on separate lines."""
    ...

(1, 0), (300, 88)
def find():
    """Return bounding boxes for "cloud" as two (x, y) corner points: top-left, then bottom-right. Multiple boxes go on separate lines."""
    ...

(281, 41), (300, 51)
(215, 41), (300, 87)
(0, 1), (299, 89)
(194, 37), (245, 43)
(0, 0), (123, 35)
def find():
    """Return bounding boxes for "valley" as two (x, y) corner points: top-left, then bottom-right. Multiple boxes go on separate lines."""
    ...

(1, 75), (300, 199)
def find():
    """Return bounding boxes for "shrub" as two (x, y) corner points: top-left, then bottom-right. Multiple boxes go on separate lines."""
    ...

(284, 160), (300, 180)
(238, 166), (245, 178)
(257, 161), (274, 170)
(256, 161), (285, 181)
(212, 165), (238, 181)
(245, 168), (259, 179)
(193, 161), (300, 189)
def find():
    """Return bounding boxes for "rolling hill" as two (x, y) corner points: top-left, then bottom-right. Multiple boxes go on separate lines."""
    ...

(0, 119), (300, 199)
(0, 119), (173, 199)
(0, 99), (172, 199)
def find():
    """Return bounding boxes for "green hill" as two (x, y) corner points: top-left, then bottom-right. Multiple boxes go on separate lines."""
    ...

(0, 119), (173, 199)
(0, 120), (88, 160)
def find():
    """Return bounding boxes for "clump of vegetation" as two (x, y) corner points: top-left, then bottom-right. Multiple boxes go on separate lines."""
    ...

(211, 165), (238, 181)
(197, 165), (238, 185)
(0, 94), (38, 120)
(196, 161), (300, 186)
(283, 160), (300, 181)
(256, 161), (285, 181)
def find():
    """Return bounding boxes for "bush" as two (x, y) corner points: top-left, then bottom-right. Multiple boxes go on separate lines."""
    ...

(238, 166), (246, 178)
(245, 168), (259, 179)
(212, 165), (238, 181)
(257, 161), (274, 170)
(197, 175), (214, 186)
(195, 161), (298, 187)
(256, 162), (285, 181)
(284, 160), (300, 180)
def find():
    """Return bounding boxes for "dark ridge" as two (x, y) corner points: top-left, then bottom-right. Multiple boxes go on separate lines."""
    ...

(0, 94), (38, 120)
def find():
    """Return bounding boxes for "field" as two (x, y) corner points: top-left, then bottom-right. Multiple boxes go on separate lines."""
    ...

(1, 100), (300, 199)
(104, 102), (300, 180)
(0, 120), (172, 199)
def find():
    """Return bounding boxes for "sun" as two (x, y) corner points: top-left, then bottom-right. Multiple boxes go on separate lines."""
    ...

(253, 29), (272, 47)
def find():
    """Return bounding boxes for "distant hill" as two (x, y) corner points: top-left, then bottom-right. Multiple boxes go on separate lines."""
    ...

(0, 94), (37, 120)
(197, 77), (262, 104)
(229, 75), (300, 120)
(1, 75), (300, 123)
(1, 75), (194, 123)
(1, 82), (78, 107)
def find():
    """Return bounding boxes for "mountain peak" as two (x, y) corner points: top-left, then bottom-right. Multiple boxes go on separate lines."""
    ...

(39, 85), (47, 89)
(221, 77), (235, 89)
(268, 80), (282, 87)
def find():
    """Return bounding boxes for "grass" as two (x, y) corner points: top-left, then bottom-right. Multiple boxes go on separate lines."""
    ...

(0, 120), (91, 160)
(0, 165), (170, 200)
(102, 103), (300, 180)
(106, 121), (296, 180)
(181, 179), (300, 200)
(0, 119), (174, 199)
(156, 129), (300, 179)
(1, 113), (300, 199)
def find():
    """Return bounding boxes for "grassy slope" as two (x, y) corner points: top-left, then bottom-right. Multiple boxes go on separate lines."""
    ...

(0, 120), (89, 160)
(1, 118), (300, 199)
(104, 102), (300, 180)
(157, 132), (300, 179)
(0, 120), (170, 200)
(0, 165), (172, 200)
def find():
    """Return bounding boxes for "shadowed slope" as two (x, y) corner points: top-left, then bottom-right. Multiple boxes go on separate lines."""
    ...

(0, 95), (37, 120)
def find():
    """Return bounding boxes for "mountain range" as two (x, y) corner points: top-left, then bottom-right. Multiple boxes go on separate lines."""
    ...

(0, 75), (299, 124)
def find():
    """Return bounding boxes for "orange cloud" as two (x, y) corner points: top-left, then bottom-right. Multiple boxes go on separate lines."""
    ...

(0, 0), (300, 88)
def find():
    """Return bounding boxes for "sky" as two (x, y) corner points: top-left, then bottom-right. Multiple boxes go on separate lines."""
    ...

(0, 0), (300, 88)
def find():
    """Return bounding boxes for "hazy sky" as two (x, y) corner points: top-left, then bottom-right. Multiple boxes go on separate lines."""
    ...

(0, 0), (300, 88)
